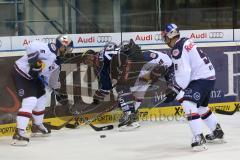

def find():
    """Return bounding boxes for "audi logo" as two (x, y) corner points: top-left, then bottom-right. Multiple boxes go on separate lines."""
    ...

(154, 34), (163, 41)
(41, 37), (56, 43)
(208, 32), (224, 38)
(97, 36), (112, 43)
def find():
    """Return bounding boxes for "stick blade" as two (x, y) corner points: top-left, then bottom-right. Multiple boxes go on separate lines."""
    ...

(90, 124), (114, 131)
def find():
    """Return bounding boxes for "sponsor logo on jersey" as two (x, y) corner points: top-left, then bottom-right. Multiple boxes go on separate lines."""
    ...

(193, 92), (201, 100)
(18, 89), (24, 97)
(97, 36), (112, 43)
(184, 88), (192, 94)
(184, 42), (195, 52)
(50, 43), (57, 52)
(208, 32), (224, 38)
(150, 52), (157, 59)
(172, 49), (180, 56)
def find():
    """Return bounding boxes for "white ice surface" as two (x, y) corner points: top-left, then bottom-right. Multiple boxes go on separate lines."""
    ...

(0, 113), (240, 160)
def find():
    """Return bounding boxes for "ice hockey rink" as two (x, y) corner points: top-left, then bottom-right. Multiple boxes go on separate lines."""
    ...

(0, 113), (239, 160)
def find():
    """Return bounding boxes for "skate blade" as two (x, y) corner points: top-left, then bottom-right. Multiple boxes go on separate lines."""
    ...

(31, 133), (51, 137)
(11, 139), (29, 146)
(192, 144), (208, 152)
(206, 138), (226, 144)
(118, 122), (140, 132)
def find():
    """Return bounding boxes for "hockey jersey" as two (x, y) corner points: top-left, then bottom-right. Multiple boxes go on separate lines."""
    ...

(14, 41), (60, 88)
(171, 38), (215, 89)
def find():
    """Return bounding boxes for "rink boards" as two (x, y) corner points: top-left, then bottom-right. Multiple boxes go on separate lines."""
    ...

(0, 101), (239, 137)
(0, 33), (239, 137)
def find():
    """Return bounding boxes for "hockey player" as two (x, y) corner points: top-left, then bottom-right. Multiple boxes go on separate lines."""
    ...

(82, 40), (144, 130)
(11, 35), (73, 146)
(82, 40), (173, 130)
(131, 50), (173, 112)
(161, 23), (225, 151)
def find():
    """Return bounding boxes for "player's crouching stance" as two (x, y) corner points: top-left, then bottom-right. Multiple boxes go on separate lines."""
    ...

(82, 40), (145, 131)
(162, 23), (225, 151)
(11, 35), (73, 146)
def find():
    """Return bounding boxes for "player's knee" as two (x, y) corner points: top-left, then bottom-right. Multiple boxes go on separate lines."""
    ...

(181, 101), (198, 114)
(20, 97), (38, 112)
(181, 101), (200, 121)
(198, 106), (213, 120)
(35, 94), (47, 110)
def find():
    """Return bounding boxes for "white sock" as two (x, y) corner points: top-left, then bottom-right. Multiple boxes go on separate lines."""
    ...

(198, 106), (218, 131)
(181, 101), (203, 136)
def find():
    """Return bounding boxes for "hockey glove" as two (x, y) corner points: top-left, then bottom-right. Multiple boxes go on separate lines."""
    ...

(54, 89), (69, 105)
(28, 60), (43, 79)
(150, 65), (168, 83)
(93, 89), (110, 105)
(164, 83), (183, 103)
(164, 88), (177, 103)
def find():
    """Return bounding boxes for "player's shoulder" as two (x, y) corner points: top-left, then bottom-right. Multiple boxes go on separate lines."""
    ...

(143, 50), (165, 61)
(47, 43), (58, 54)
(171, 37), (189, 59)
(26, 40), (45, 54)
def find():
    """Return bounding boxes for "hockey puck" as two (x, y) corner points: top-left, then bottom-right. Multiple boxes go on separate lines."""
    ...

(100, 135), (106, 138)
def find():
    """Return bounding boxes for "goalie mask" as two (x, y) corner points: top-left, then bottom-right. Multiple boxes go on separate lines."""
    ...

(56, 35), (74, 57)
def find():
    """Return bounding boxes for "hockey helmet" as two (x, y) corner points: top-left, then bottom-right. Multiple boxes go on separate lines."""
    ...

(104, 42), (118, 51)
(56, 34), (73, 56)
(161, 23), (180, 42)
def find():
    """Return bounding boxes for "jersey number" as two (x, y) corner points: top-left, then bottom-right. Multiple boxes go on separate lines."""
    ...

(197, 48), (213, 70)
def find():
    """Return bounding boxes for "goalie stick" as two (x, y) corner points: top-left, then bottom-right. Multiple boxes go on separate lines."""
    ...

(215, 105), (239, 115)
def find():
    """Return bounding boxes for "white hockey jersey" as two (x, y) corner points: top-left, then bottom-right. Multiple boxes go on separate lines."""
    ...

(171, 38), (215, 89)
(14, 41), (60, 88)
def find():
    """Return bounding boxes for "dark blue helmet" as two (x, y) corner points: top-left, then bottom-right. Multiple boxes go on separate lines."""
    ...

(56, 35), (73, 55)
(162, 23), (180, 40)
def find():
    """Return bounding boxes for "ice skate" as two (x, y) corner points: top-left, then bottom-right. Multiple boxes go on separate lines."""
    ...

(205, 123), (225, 143)
(31, 123), (51, 137)
(191, 134), (208, 151)
(118, 111), (140, 131)
(11, 128), (29, 146)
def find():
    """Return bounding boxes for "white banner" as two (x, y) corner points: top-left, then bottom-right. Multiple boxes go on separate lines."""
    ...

(122, 31), (163, 45)
(72, 33), (122, 48)
(181, 29), (233, 42)
(11, 35), (58, 50)
(0, 37), (11, 51)
(0, 29), (237, 52)
(234, 29), (240, 41)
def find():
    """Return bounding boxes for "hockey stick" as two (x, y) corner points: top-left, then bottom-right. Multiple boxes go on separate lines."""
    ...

(43, 117), (74, 130)
(65, 102), (117, 131)
(215, 105), (239, 115)
(150, 96), (167, 109)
